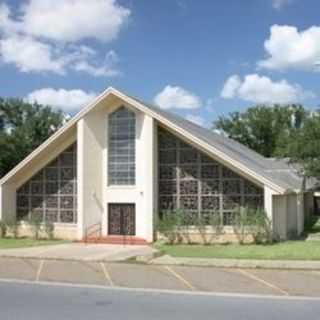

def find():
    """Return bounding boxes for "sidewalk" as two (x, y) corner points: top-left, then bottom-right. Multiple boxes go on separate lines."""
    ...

(149, 255), (320, 270)
(1, 243), (320, 270)
(0, 243), (157, 261)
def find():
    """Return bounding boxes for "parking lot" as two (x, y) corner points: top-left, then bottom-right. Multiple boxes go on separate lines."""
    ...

(1, 257), (320, 297)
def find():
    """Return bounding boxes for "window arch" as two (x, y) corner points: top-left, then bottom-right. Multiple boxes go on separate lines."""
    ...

(108, 107), (136, 185)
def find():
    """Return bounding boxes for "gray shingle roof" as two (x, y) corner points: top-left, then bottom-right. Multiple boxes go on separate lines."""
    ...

(132, 97), (311, 192)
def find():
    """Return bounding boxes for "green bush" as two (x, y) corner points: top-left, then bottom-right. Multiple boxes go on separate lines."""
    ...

(233, 207), (272, 244)
(157, 210), (184, 245)
(5, 216), (20, 238)
(252, 208), (272, 243)
(209, 211), (224, 240)
(194, 214), (211, 245)
(194, 212), (224, 245)
(43, 221), (55, 240)
(0, 220), (7, 238)
(180, 211), (194, 244)
(28, 212), (43, 239)
(158, 210), (226, 245)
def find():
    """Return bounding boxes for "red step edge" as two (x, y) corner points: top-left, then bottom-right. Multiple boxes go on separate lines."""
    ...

(82, 235), (148, 245)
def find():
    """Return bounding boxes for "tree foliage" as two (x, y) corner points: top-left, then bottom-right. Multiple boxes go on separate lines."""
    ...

(214, 104), (309, 158)
(0, 98), (64, 178)
(284, 114), (320, 179)
(214, 104), (320, 179)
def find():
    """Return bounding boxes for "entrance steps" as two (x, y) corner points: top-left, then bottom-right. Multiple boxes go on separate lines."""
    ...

(83, 235), (147, 245)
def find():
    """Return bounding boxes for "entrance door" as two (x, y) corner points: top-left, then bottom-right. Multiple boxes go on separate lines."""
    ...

(108, 203), (135, 236)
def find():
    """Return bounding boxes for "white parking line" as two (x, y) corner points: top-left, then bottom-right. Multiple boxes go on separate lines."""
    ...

(100, 262), (114, 286)
(237, 269), (290, 296)
(35, 260), (44, 282)
(164, 266), (196, 291)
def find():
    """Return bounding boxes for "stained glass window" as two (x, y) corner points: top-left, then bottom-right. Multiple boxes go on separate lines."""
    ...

(16, 143), (77, 223)
(158, 127), (264, 225)
(108, 107), (136, 185)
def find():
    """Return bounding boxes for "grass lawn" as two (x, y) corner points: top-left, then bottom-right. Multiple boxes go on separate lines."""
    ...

(0, 237), (70, 250)
(154, 241), (320, 260)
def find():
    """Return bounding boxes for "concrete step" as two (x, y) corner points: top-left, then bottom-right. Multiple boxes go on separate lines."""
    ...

(306, 233), (320, 241)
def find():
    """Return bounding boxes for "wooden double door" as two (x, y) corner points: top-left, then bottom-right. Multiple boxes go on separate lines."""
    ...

(108, 203), (135, 236)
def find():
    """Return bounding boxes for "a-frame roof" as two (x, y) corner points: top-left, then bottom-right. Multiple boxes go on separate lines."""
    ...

(0, 87), (308, 193)
(131, 97), (306, 192)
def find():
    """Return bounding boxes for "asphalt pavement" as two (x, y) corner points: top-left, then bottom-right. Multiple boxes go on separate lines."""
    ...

(1, 256), (320, 297)
(0, 281), (320, 320)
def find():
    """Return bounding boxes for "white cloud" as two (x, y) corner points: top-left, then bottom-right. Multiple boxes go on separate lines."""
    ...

(0, 35), (120, 76)
(185, 114), (205, 126)
(0, 3), (19, 35)
(271, 0), (293, 10)
(221, 73), (313, 104)
(0, 36), (65, 73)
(73, 50), (121, 77)
(258, 24), (320, 70)
(154, 85), (201, 109)
(0, 1), (128, 76)
(26, 88), (97, 112)
(0, 0), (130, 43)
(220, 75), (241, 99)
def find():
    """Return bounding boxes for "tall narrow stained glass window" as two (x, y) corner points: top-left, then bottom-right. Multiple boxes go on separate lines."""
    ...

(108, 107), (136, 185)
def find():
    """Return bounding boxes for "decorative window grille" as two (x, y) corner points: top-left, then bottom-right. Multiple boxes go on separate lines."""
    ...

(108, 107), (136, 185)
(158, 127), (264, 225)
(16, 143), (77, 223)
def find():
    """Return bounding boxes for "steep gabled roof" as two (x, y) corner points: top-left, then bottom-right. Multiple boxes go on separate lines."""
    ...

(130, 97), (306, 192)
(0, 87), (309, 193)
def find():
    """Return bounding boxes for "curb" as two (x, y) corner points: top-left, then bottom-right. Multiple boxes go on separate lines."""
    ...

(134, 251), (164, 263)
(149, 255), (320, 270)
(1, 252), (320, 270)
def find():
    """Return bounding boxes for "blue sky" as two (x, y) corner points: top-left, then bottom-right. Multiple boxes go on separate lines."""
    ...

(0, 0), (319, 127)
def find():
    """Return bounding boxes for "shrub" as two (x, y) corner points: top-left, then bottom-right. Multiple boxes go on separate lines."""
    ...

(0, 220), (7, 238)
(5, 216), (20, 238)
(157, 210), (183, 245)
(209, 211), (224, 240)
(194, 214), (212, 245)
(233, 207), (272, 244)
(253, 208), (273, 243)
(193, 212), (224, 245)
(28, 212), (43, 239)
(180, 211), (194, 244)
(43, 221), (55, 240)
(233, 208), (252, 244)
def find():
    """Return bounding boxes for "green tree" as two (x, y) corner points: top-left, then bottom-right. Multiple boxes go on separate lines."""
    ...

(285, 113), (320, 179)
(0, 98), (64, 178)
(214, 104), (310, 158)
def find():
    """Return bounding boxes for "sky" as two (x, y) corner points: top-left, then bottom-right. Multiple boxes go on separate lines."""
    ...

(0, 0), (319, 127)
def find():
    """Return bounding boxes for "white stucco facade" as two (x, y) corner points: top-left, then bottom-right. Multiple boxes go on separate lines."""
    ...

(76, 101), (155, 242)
